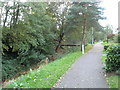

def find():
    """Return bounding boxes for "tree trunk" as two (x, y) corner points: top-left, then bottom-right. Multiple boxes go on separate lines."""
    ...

(13, 2), (16, 27)
(55, 17), (64, 52)
(10, 16), (13, 29)
(107, 38), (108, 43)
(55, 29), (64, 52)
(91, 27), (94, 45)
(3, 9), (9, 27)
(15, 4), (20, 24)
(81, 13), (87, 54)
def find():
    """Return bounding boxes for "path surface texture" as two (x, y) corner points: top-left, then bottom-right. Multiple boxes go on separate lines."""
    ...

(54, 43), (109, 88)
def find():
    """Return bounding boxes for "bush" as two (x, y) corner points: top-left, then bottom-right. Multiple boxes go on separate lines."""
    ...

(2, 48), (47, 82)
(2, 59), (25, 81)
(105, 45), (120, 72)
(104, 45), (109, 51)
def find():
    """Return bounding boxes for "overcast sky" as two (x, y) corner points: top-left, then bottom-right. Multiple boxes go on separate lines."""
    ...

(99, 0), (119, 33)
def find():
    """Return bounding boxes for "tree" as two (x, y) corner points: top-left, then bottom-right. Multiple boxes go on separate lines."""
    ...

(103, 25), (113, 43)
(46, 2), (71, 52)
(65, 1), (104, 54)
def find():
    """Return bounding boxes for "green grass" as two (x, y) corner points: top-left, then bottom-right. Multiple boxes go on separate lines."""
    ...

(102, 42), (118, 46)
(102, 54), (106, 63)
(5, 45), (92, 88)
(106, 75), (119, 88)
(102, 50), (107, 63)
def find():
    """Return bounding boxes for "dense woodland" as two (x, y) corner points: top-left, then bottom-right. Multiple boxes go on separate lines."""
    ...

(0, 1), (118, 82)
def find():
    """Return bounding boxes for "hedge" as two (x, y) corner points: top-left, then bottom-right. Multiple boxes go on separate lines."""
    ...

(105, 45), (120, 72)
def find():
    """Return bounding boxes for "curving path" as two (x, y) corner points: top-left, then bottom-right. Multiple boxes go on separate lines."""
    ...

(54, 43), (108, 88)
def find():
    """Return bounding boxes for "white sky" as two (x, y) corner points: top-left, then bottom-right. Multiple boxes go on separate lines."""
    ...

(99, 0), (119, 33)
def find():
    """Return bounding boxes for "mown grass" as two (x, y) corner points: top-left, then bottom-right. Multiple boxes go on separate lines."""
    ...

(102, 54), (106, 63)
(4, 45), (92, 88)
(106, 75), (119, 88)
(102, 50), (107, 63)
(102, 42), (118, 46)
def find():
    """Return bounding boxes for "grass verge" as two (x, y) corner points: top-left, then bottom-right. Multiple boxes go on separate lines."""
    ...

(4, 45), (92, 88)
(101, 42), (118, 46)
(102, 50), (107, 63)
(106, 75), (119, 88)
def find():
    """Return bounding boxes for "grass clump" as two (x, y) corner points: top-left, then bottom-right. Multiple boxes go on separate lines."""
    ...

(102, 54), (106, 63)
(106, 75), (119, 88)
(4, 45), (92, 88)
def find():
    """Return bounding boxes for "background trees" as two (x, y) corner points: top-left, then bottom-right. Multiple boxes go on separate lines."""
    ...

(1, 2), (57, 81)
(64, 2), (104, 53)
(1, 1), (107, 81)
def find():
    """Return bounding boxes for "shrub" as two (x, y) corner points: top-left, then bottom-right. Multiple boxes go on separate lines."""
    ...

(2, 59), (22, 81)
(104, 45), (109, 51)
(105, 45), (120, 72)
(2, 48), (47, 82)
